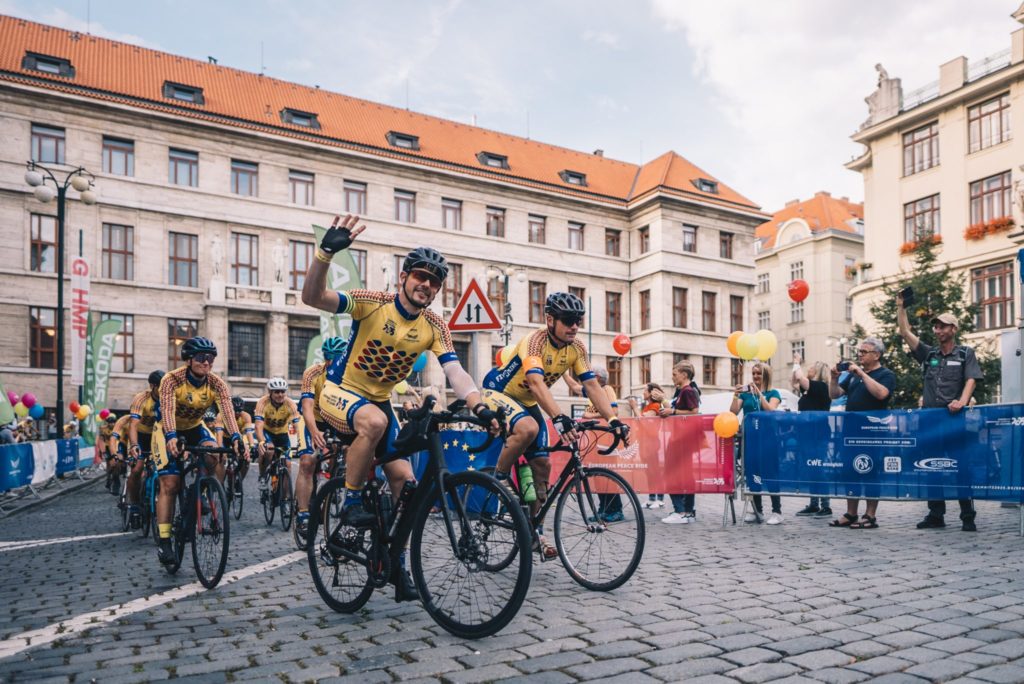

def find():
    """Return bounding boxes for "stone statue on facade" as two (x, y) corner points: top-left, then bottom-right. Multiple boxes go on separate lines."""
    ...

(272, 238), (287, 285)
(860, 63), (902, 130)
(210, 235), (223, 278)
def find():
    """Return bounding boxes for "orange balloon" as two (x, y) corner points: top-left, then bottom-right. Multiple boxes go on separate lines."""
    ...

(713, 412), (740, 439)
(612, 333), (631, 356)
(726, 331), (744, 357)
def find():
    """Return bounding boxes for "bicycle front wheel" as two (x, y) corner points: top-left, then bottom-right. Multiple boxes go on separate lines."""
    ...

(307, 478), (374, 612)
(410, 471), (532, 639)
(553, 466), (645, 591)
(192, 477), (230, 589)
(279, 468), (293, 531)
(231, 474), (244, 520)
(263, 477), (276, 525)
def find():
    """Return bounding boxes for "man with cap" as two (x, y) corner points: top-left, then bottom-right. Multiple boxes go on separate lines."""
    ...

(897, 297), (984, 531)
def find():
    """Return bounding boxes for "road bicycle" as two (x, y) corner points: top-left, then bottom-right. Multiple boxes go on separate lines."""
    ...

(224, 451), (245, 521)
(307, 398), (533, 639)
(162, 444), (234, 589)
(292, 431), (347, 551)
(481, 420), (645, 591)
(261, 445), (294, 531)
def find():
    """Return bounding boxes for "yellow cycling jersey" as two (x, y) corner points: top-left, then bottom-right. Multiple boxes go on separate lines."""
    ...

(300, 362), (327, 423)
(158, 366), (239, 438)
(98, 421), (115, 444)
(128, 390), (158, 434)
(110, 414), (133, 447)
(325, 289), (457, 402)
(483, 328), (594, 407)
(254, 395), (298, 435)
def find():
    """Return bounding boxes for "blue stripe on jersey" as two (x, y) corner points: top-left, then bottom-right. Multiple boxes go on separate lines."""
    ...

(483, 355), (523, 392)
(325, 319), (359, 386)
(437, 351), (458, 365)
(525, 368), (545, 376)
(578, 370), (596, 382)
(335, 291), (353, 315)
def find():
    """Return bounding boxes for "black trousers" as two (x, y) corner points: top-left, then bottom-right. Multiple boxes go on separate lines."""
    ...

(927, 498), (975, 521)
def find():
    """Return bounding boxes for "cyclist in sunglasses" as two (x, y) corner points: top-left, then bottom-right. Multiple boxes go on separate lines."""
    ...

(480, 291), (629, 559)
(152, 336), (243, 566)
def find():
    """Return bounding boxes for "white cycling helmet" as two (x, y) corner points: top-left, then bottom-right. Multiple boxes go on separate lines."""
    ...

(266, 377), (288, 391)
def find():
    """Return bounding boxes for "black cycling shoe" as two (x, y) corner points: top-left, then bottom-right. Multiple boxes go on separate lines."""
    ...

(916, 516), (946, 529)
(392, 568), (420, 603)
(157, 539), (176, 565)
(341, 504), (375, 529)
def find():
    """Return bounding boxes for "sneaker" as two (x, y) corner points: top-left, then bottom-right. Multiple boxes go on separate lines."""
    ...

(962, 520), (977, 532)
(795, 505), (820, 516)
(815, 507), (833, 517)
(643, 500), (657, 509)
(916, 516), (946, 529)
(765, 512), (784, 525)
(652, 500), (664, 509)
(661, 512), (687, 524)
(743, 511), (762, 523)
(602, 511), (625, 523)
(157, 539), (176, 565)
(682, 512), (696, 524)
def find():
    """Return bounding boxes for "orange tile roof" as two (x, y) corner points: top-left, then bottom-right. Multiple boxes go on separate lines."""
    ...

(0, 15), (761, 212)
(755, 192), (863, 249)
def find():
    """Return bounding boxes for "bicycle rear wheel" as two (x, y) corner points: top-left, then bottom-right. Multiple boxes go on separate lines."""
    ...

(410, 470), (532, 639)
(137, 477), (150, 539)
(192, 477), (230, 589)
(231, 473), (244, 520)
(470, 468), (522, 572)
(263, 476), (276, 525)
(279, 468), (293, 531)
(149, 482), (160, 545)
(553, 466), (645, 591)
(118, 484), (130, 533)
(307, 478), (374, 612)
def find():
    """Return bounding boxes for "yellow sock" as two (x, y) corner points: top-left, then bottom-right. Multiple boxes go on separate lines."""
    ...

(158, 523), (172, 539)
(345, 482), (362, 492)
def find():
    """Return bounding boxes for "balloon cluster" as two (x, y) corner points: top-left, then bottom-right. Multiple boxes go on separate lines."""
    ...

(726, 329), (777, 362)
(68, 401), (93, 421)
(8, 391), (46, 420)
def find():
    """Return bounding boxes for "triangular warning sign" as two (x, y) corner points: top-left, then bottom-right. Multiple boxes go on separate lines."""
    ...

(448, 278), (502, 331)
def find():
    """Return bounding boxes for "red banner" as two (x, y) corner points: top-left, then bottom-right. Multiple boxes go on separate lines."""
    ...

(548, 416), (734, 494)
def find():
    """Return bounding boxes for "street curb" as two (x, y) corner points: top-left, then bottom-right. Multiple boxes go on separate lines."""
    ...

(0, 473), (105, 518)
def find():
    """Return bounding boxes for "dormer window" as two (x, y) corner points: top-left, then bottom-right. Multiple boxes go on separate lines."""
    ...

(477, 151), (509, 169)
(280, 108), (320, 129)
(22, 52), (75, 78)
(386, 131), (420, 150)
(559, 170), (587, 186)
(694, 178), (719, 194)
(163, 81), (204, 104)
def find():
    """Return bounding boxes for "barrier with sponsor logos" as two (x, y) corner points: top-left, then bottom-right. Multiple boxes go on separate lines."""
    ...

(408, 417), (735, 495)
(743, 404), (1024, 502)
(0, 439), (81, 494)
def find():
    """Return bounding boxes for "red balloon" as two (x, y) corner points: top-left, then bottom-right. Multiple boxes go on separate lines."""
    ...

(69, 400), (81, 413)
(787, 279), (809, 303)
(612, 333), (631, 356)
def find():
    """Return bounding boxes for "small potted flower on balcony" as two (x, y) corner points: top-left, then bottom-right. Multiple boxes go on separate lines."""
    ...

(964, 216), (1014, 241)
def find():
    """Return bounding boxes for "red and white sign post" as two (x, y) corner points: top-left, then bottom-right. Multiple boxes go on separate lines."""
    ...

(447, 278), (502, 332)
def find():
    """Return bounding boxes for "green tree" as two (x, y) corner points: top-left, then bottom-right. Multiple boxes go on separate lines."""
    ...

(855, 236), (1000, 408)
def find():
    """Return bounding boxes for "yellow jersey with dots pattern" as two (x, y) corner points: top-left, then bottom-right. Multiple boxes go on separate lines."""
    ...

(300, 362), (328, 423)
(110, 414), (133, 447)
(128, 390), (158, 434)
(326, 289), (457, 402)
(158, 366), (239, 438)
(254, 395), (298, 435)
(483, 328), (595, 407)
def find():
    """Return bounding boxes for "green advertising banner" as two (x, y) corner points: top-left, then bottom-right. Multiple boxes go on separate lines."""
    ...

(82, 316), (123, 446)
(311, 225), (364, 343)
(0, 373), (15, 425)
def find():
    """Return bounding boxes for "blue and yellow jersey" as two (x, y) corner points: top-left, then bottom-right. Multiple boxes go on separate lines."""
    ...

(158, 366), (239, 438)
(301, 361), (328, 423)
(483, 328), (594, 408)
(254, 395), (299, 435)
(128, 390), (158, 434)
(110, 414), (133, 448)
(326, 289), (456, 402)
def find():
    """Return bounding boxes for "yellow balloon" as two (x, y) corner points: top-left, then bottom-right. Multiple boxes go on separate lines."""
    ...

(394, 380), (409, 394)
(754, 329), (778, 361)
(736, 333), (759, 360)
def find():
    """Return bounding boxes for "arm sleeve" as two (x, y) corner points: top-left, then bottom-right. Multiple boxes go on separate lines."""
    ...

(129, 391), (146, 420)
(441, 359), (479, 400)
(300, 363), (322, 399)
(571, 341), (595, 382)
(212, 375), (241, 437)
(427, 312), (458, 366)
(523, 331), (546, 377)
(158, 373), (179, 438)
(254, 396), (268, 421)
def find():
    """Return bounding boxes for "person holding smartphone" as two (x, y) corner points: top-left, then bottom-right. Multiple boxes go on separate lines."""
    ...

(792, 353), (833, 517)
(731, 363), (783, 524)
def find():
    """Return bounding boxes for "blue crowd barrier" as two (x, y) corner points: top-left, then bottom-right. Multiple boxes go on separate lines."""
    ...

(744, 404), (1024, 502)
(0, 439), (82, 493)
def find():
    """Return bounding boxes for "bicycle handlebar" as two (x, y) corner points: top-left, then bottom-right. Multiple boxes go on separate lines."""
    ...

(532, 420), (627, 456)
(377, 396), (506, 464)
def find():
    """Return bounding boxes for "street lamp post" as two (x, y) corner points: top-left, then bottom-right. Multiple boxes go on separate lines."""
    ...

(24, 161), (98, 425)
(487, 264), (526, 346)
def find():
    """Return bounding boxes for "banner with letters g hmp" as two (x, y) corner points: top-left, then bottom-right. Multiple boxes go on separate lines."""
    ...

(743, 404), (1024, 502)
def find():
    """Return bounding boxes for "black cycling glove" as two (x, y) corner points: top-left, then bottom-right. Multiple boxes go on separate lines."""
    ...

(552, 414), (576, 436)
(472, 404), (498, 427)
(609, 418), (630, 444)
(319, 224), (355, 254)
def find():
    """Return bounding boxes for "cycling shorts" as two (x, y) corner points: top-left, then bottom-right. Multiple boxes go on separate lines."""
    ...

(153, 421), (216, 476)
(319, 383), (400, 462)
(297, 420), (329, 457)
(137, 432), (152, 457)
(480, 389), (549, 459)
(263, 431), (292, 454)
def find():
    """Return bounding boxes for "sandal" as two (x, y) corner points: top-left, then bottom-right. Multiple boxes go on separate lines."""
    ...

(849, 515), (878, 529)
(829, 513), (858, 528)
(534, 535), (558, 560)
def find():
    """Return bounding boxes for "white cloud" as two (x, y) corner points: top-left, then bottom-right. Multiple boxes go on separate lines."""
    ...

(0, 3), (156, 48)
(651, 0), (1017, 210)
(582, 29), (621, 49)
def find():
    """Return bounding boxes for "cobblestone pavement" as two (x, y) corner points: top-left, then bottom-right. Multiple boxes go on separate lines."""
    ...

(2, 483), (1024, 683)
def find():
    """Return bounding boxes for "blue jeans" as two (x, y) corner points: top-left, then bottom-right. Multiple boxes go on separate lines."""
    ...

(809, 497), (830, 509)
(670, 494), (694, 514)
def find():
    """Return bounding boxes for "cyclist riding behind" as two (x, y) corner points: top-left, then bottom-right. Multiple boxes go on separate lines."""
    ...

(294, 335), (348, 539)
(153, 337), (242, 566)
(107, 413), (132, 500)
(481, 291), (628, 558)
(126, 370), (164, 524)
(100, 414), (119, 493)
(255, 377), (301, 493)
(301, 214), (498, 602)
(217, 396), (255, 490)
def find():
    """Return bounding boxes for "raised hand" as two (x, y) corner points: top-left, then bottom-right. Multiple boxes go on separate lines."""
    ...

(319, 214), (366, 254)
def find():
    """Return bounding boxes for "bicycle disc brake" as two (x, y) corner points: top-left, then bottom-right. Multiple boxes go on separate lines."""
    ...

(459, 529), (491, 572)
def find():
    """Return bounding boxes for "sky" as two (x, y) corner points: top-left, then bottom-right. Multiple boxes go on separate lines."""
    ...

(2, 0), (1020, 212)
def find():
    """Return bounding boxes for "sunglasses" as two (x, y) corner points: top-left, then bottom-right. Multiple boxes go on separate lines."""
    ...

(192, 353), (216, 364)
(855, 349), (877, 355)
(409, 269), (443, 289)
(556, 314), (583, 327)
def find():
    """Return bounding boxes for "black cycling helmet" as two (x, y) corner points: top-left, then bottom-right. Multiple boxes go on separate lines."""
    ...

(545, 292), (586, 318)
(231, 396), (245, 414)
(402, 247), (448, 282)
(181, 337), (217, 361)
(148, 369), (165, 386)
(106, 414), (117, 423)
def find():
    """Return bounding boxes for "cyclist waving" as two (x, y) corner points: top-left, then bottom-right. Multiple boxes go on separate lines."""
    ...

(301, 214), (498, 602)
